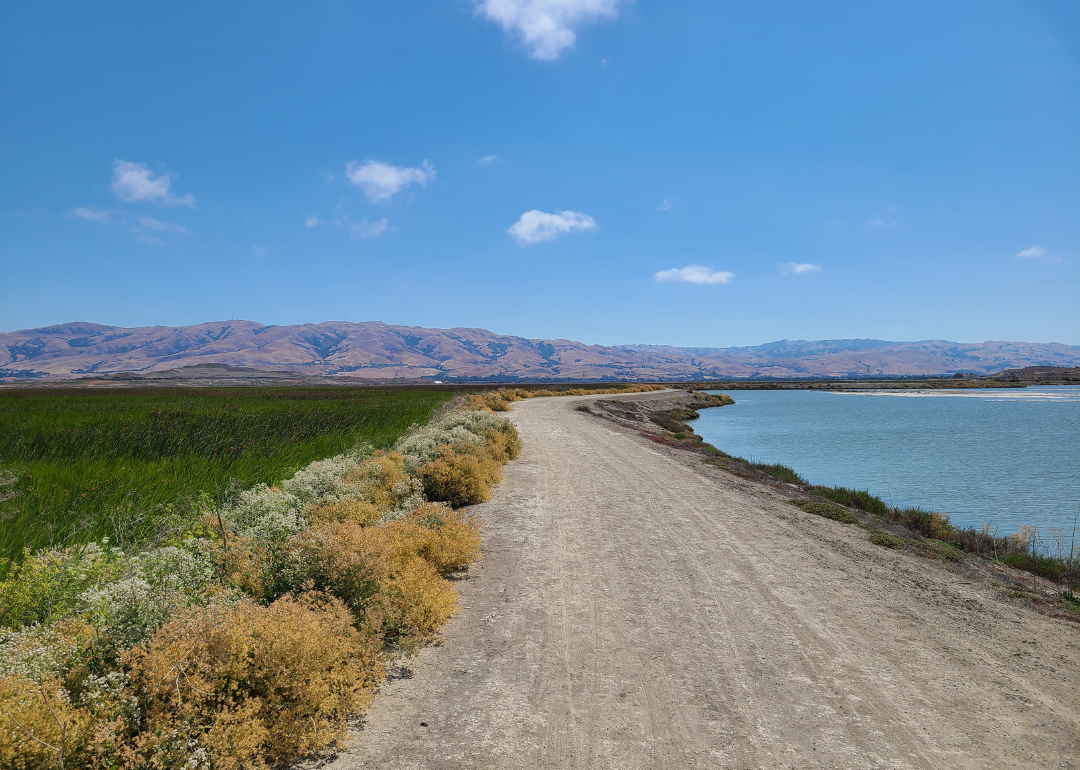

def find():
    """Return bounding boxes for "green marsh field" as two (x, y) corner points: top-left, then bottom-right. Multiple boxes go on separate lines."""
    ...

(0, 387), (452, 563)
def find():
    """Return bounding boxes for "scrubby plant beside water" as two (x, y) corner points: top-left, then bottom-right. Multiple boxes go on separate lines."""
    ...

(0, 399), (519, 769)
(784, 482), (1080, 593)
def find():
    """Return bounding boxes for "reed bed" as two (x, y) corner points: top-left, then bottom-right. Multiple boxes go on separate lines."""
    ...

(0, 388), (451, 562)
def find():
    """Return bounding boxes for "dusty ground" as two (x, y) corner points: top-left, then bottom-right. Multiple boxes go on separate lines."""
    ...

(320, 392), (1079, 769)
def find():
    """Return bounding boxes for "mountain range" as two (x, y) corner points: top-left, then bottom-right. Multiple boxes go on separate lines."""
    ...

(2, 321), (1079, 382)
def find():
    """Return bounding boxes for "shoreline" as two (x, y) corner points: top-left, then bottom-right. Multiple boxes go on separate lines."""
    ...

(584, 388), (1079, 620)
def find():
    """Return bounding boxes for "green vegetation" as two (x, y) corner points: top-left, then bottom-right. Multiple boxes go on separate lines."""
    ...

(805, 485), (889, 516)
(784, 482), (1078, 589)
(869, 531), (904, 549)
(0, 387), (452, 562)
(0, 394), (519, 769)
(793, 500), (859, 525)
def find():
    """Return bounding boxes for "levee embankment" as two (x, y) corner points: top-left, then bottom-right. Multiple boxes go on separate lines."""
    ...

(325, 390), (1079, 769)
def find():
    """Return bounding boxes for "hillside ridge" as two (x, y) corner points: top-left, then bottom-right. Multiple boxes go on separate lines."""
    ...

(2, 320), (1079, 381)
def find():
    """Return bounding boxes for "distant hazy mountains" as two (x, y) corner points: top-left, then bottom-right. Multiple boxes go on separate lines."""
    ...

(2, 321), (1079, 381)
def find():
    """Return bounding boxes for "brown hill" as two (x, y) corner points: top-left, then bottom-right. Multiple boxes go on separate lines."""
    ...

(991, 365), (1080, 382)
(2, 320), (1078, 381)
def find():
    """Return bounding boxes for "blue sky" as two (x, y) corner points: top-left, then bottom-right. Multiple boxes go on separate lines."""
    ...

(1, 0), (1077, 346)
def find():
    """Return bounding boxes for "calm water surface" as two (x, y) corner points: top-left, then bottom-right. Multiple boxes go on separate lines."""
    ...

(696, 386), (1080, 536)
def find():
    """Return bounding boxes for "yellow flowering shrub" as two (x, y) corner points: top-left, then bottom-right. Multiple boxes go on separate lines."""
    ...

(286, 505), (478, 651)
(305, 498), (382, 527)
(124, 593), (381, 770)
(0, 620), (124, 770)
(0, 676), (97, 770)
(389, 503), (483, 576)
(417, 443), (502, 507)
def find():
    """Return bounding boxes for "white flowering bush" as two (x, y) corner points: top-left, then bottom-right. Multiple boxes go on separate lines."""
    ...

(0, 540), (127, 629)
(225, 483), (303, 530)
(0, 619), (91, 683)
(396, 409), (507, 469)
(134, 544), (215, 593)
(79, 544), (219, 649)
(281, 451), (368, 506)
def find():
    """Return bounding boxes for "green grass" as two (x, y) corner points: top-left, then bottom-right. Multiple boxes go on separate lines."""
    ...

(0, 387), (452, 561)
(806, 485), (889, 516)
(794, 500), (859, 524)
(869, 531), (905, 549)
(755, 462), (805, 485)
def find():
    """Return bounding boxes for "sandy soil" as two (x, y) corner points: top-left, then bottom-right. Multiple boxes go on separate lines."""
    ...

(320, 392), (1079, 769)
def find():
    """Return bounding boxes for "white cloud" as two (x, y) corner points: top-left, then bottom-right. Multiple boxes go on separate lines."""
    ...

(654, 264), (734, 285)
(72, 206), (114, 223)
(781, 262), (821, 276)
(1016, 245), (1046, 259)
(508, 209), (597, 245)
(478, 154), (501, 165)
(134, 232), (166, 247)
(350, 218), (390, 239)
(657, 198), (673, 212)
(305, 214), (345, 228)
(139, 216), (187, 233)
(474, 0), (627, 61)
(868, 218), (896, 229)
(345, 159), (435, 202)
(110, 160), (195, 207)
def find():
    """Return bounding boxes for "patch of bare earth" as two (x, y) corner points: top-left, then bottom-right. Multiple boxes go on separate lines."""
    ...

(316, 392), (1079, 769)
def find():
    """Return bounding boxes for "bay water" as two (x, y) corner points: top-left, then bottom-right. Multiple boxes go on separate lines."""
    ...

(696, 386), (1080, 539)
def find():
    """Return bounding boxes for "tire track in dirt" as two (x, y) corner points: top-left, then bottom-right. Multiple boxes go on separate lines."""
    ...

(319, 393), (1080, 770)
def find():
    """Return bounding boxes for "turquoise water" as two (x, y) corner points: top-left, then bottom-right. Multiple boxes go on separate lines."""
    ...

(696, 386), (1080, 537)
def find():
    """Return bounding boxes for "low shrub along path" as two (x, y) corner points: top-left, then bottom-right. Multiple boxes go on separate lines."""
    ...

(328, 391), (1079, 769)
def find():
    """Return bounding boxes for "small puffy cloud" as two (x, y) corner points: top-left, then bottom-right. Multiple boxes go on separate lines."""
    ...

(781, 262), (821, 276)
(304, 214), (345, 228)
(657, 198), (673, 212)
(110, 160), (195, 207)
(868, 205), (899, 229)
(345, 159), (435, 202)
(508, 209), (597, 245)
(478, 154), (501, 165)
(72, 206), (114, 223)
(474, 0), (627, 61)
(139, 216), (187, 234)
(654, 264), (734, 285)
(1016, 246), (1046, 259)
(350, 218), (390, 239)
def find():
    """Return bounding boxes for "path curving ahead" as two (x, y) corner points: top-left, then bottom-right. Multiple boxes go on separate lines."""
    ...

(323, 393), (1079, 769)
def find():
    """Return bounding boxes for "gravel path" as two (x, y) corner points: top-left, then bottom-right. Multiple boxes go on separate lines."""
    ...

(322, 393), (1079, 769)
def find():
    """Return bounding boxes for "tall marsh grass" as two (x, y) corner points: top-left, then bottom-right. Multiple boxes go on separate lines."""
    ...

(0, 388), (451, 562)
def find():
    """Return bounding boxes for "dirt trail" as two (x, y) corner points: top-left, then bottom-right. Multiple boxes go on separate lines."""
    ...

(323, 393), (1079, 769)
